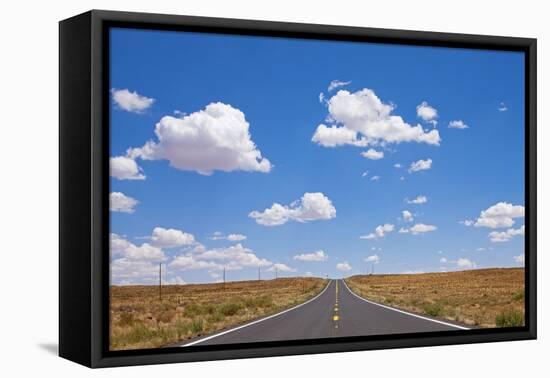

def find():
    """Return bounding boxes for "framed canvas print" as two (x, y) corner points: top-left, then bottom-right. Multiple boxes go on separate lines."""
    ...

(59, 10), (537, 368)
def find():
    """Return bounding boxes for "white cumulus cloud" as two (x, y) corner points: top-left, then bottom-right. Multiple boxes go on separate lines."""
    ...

(150, 227), (195, 248)
(170, 255), (224, 271)
(402, 270), (425, 274)
(409, 223), (437, 235)
(211, 232), (247, 241)
(448, 120), (469, 129)
(163, 276), (186, 285)
(400, 223), (437, 235)
(111, 259), (161, 285)
(364, 255), (380, 264)
(470, 202), (525, 229)
(171, 243), (273, 272)
(489, 225), (525, 242)
(336, 262), (352, 271)
(402, 210), (414, 222)
(456, 258), (477, 269)
(361, 148), (384, 160)
(110, 156), (146, 180)
(416, 101), (438, 125)
(111, 88), (155, 113)
(311, 89), (441, 148)
(408, 158), (432, 173)
(195, 243), (272, 268)
(227, 233), (247, 241)
(129, 102), (272, 175)
(110, 192), (138, 213)
(124, 243), (165, 261)
(267, 263), (297, 272)
(111, 233), (278, 284)
(110, 233), (132, 256)
(328, 80), (351, 92)
(249, 192), (336, 226)
(293, 250), (328, 262)
(311, 124), (361, 147)
(360, 224), (395, 239)
(110, 233), (165, 261)
(406, 195), (428, 204)
(514, 254), (525, 264)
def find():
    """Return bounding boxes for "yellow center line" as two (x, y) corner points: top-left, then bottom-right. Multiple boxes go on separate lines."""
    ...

(333, 280), (340, 326)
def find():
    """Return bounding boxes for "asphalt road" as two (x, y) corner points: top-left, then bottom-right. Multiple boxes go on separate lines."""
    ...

(181, 279), (469, 346)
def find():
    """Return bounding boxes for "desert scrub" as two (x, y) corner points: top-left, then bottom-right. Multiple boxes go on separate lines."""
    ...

(110, 277), (326, 350)
(189, 319), (204, 334)
(183, 303), (216, 317)
(496, 309), (525, 327)
(244, 295), (273, 309)
(423, 302), (444, 317)
(218, 301), (243, 316)
(118, 312), (135, 327)
(345, 268), (524, 327)
(512, 290), (525, 302)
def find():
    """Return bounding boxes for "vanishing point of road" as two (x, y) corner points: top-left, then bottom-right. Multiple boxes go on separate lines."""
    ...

(180, 279), (469, 346)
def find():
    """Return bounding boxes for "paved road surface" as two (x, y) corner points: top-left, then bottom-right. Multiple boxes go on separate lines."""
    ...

(181, 279), (468, 346)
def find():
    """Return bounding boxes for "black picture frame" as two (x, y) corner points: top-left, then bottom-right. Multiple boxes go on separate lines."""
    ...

(59, 9), (537, 368)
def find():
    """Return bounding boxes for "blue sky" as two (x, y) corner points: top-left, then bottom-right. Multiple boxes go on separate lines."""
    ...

(109, 27), (525, 285)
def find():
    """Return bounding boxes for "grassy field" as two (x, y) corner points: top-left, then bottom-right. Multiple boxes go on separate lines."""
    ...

(110, 277), (326, 350)
(345, 268), (525, 328)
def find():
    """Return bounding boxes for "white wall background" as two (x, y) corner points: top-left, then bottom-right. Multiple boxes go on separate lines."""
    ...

(0, 0), (547, 376)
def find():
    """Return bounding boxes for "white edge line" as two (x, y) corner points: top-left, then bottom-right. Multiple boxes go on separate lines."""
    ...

(181, 279), (334, 346)
(341, 279), (470, 330)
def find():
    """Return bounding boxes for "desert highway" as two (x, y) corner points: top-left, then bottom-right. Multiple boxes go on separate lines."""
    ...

(180, 279), (469, 346)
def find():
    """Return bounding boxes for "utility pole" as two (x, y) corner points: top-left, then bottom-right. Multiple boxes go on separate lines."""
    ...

(275, 267), (278, 280)
(223, 266), (226, 290)
(258, 266), (261, 281)
(159, 262), (162, 301)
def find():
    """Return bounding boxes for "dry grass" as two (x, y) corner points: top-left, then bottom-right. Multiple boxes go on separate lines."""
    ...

(345, 268), (525, 328)
(110, 277), (326, 350)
